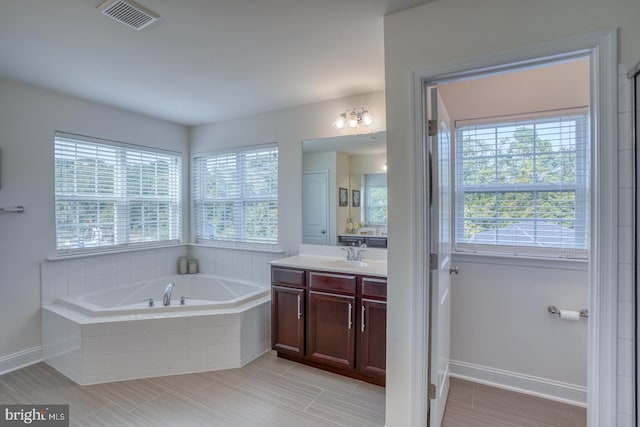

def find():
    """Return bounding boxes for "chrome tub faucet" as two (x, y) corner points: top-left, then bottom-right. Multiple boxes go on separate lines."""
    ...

(163, 282), (175, 306)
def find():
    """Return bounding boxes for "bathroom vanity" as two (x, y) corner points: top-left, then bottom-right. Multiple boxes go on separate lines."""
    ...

(270, 255), (387, 386)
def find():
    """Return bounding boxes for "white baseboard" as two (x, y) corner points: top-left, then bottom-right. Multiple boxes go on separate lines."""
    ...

(0, 347), (42, 376)
(449, 359), (587, 407)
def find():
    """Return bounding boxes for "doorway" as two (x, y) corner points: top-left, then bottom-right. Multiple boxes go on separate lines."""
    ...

(427, 57), (590, 426)
(411, 30), (618, 427)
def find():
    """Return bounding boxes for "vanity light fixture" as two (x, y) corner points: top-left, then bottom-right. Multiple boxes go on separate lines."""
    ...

(332, 107), (374, 130)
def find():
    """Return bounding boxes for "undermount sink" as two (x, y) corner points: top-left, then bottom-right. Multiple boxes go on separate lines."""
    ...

(321, 260), (369, 268)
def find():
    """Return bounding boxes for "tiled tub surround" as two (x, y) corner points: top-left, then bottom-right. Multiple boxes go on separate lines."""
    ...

(40, 245), (285, 385)
(42, 280), (270, 385)
(41, 245), (285, 305)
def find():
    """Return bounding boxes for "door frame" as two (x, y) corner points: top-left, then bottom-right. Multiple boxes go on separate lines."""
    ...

(410, 29), (618, 427)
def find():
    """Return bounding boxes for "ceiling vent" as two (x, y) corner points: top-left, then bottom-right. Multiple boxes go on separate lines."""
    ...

(97, 0), (159, 30)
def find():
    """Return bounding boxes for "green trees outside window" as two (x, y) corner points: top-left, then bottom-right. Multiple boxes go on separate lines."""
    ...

(455, 114), (589, 255)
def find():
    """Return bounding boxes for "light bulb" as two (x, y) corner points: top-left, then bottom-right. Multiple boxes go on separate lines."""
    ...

(333, 113), (346, 129)
(347, 110), (359, 128)
(362, 112), (374, 126)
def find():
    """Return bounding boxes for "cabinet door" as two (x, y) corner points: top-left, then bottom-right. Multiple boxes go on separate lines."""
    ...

(272, 286), (305, 357)
(307, 291), (356, 369)
(358, 298), (387, 379)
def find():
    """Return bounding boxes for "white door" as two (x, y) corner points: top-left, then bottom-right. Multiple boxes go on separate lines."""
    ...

(302, 171), (329, 245)
(428, 86), (453, 427)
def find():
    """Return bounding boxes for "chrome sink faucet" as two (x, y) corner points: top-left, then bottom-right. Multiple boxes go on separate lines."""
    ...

(163, 282), (175, 306)
(342, 243), (367, 261)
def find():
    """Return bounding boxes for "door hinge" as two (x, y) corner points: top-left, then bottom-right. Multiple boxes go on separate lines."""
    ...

(427, 119), (438, 137)
(429, 253), (438, 270)
(428, 383), (437, 399)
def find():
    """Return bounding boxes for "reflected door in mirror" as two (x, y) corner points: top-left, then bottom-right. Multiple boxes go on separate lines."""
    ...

(303, 171), (329, 244)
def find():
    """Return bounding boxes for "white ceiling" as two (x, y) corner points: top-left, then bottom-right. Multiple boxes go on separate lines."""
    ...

(0, 0), (431, 126)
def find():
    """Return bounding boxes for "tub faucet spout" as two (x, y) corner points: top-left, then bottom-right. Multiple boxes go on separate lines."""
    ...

(163, 282), (175, 306)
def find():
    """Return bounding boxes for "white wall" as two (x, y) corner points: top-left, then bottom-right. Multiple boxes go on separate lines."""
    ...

(384, 0), (640, 425)
(438, 59), (590, 121)
(450, 258), (588, 388)
(336, 152), (350, 236)
(0, 77), (189, 369)
(190, 90), (386, 255)
(349, 153), (387, 176)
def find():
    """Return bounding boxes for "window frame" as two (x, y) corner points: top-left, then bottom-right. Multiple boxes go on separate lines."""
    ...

(453, 109), (589, 259)
(54, 132), (182, 256)
(192, 143), (279, 247)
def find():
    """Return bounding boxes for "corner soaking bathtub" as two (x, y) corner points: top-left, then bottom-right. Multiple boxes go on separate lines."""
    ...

(56, 275), (269, 316)
(42, 275), (271, 385)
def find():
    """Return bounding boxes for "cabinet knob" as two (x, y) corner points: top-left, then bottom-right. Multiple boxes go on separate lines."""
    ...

(449, 266), (459, 275)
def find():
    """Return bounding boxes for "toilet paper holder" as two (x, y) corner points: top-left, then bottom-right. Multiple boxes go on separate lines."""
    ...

(547, 305), (588, 318)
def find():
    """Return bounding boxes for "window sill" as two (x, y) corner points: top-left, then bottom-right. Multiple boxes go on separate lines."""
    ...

(452, 251), (588, 271)
(49, 242), (186, 261)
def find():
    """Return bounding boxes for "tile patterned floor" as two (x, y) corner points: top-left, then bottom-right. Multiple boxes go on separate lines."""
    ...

(0, 351), (384, 426)
(0, 352), (586, 426)
(443, 377), (587, 427)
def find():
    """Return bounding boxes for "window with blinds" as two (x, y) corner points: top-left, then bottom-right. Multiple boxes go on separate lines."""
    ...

(363, 173), (388, 226)
(192, 144), (278, 245)
(54, 133), (182, 254)
(455, 111), (589, 258)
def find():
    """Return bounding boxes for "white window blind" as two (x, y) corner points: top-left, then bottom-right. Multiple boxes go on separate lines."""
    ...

(54, 133), (182, 254)
(455, 112), (589, 258)
(192, 144), (278, 245)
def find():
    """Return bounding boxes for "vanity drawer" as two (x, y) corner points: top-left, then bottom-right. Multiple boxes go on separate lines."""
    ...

(365, 237), (387, 248)
(361, 277), (387, 298)
(338, 235), (366, 246)
(308, 272), (357, 294)
(271, 267), (306, 288)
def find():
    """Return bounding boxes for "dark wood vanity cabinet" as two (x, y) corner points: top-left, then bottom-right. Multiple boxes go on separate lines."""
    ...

(357, 277), (387, 380)
(271, 268), (306, 357)
(307, 271), (357, 369)
(271, 266), (386, 386)
(271, 285), (305, 357)
(307, 291), (356, 369)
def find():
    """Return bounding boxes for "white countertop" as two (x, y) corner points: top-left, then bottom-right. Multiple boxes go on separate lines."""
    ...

(269, 254), (387, 277)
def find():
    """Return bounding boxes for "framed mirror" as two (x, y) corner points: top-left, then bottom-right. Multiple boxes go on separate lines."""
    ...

(302, 131), (387, 247)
